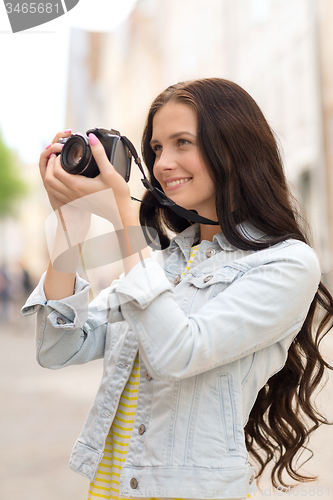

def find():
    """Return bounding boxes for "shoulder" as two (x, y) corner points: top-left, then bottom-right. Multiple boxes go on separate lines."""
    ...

(258, 238), (320, 269)
(237, 222), (320, 272)
(252, 239), (321, 294)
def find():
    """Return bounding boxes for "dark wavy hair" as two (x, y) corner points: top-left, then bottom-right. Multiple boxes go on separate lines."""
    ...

(139, 78), (333, 488)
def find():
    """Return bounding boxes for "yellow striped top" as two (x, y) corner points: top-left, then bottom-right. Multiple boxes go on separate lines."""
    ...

(88, 352), (141, 500)
(181, 244), (199, 276)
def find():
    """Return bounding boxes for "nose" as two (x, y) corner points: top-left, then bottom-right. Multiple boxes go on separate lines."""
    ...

(153, 149), (177, 175)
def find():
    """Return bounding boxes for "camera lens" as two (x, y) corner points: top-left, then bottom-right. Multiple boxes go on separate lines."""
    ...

(61, 134), (97, 176)
(67, 142), (84, 167)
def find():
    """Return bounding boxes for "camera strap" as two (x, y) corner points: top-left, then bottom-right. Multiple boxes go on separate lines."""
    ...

(120, 135), (219, 226)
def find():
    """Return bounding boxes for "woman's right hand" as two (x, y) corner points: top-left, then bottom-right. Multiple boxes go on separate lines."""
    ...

(40, 130), (91, 247)
(39, 130), (73, 212)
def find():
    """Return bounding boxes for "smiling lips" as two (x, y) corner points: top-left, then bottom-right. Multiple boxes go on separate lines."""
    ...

(165, 177), (192, 189)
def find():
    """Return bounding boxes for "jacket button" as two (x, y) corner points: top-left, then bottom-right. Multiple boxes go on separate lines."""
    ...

(56, 317), (66, 325)
(206, 247), (216, 258)
(138, 424), (146, 435)
(173, 275), (181, 286)
(145, 370), (152, 381)
(203, 275), (213, 283)
(130, 478), (138, 489)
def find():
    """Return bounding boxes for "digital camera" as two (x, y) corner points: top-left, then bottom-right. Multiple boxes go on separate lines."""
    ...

(59, 128), (132, 180)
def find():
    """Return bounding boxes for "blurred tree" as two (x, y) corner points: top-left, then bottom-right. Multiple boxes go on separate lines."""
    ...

(0, 131), (28, 264)
(0, 131), (27, 217)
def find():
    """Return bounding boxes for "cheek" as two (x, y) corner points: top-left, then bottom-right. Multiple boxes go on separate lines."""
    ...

(200, 172), (216, 198)
(208, 177), (216, 194)
(152, 163), (158, 180)
(152, 163), (162, 184)
(197, 166), (214, 188)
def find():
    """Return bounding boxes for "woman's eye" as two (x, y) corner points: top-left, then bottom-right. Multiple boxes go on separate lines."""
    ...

(153, 144), (162, 153)
(178, 138), (190, 146)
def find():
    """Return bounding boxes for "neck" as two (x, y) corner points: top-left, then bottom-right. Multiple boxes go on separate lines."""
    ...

(199, 223), (222, 243)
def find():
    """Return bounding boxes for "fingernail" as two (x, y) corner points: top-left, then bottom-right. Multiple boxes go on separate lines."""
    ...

(89, 133), (98, 145)
(45, 143), (52, 149)
(49, 153), (54, 158)
(64, 129), (72, 133)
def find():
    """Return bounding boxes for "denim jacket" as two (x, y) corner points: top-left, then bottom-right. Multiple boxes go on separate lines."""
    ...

(22, 222), (321, 499)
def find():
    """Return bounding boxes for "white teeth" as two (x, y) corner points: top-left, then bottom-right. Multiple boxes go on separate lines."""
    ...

(166, 178), (191, 187)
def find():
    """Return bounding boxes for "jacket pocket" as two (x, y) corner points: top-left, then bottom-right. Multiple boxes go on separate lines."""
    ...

(219, 373), (237, 451)
(188, 266), (242, 300)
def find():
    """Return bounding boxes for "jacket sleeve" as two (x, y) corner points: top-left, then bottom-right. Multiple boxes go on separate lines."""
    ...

(20, 251), (169, 370)
(21, 272), (115, 369)
(112, 241), (321, 381)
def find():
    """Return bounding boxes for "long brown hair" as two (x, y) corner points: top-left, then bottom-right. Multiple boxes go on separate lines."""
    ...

(139, 78), (333, 488)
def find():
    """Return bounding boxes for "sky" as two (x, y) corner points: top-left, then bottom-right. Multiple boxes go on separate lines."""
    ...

(0, 0), (138, 164)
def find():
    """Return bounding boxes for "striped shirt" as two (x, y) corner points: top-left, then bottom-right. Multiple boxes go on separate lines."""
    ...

(181, 244), (199, 276)
(88, 352), (140, 500)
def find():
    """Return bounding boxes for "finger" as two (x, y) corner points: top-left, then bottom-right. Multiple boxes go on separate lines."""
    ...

(47, 153), (68, 184)
(51, 129), (73, 144)
(51, 155), (97, 204)
(40, 143), (62, 158)
(45, 153), (67, 185)
(51, 152), (85, 188)
(39, 143), (64, 179)
(39, 148), (51, 179)
(43, 152), (57, 185)
(40, 129), (72, 170)
(47, 185), (71, 205)
(44, 158), (74, 203)
(40, 142), (64, 164)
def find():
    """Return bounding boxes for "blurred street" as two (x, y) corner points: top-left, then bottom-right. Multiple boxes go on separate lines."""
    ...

(1, 302), (333, 500)
(0, 306), (103, 500)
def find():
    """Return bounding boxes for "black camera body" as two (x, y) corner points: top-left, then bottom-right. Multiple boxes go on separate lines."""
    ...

(59, 128), (132, 180)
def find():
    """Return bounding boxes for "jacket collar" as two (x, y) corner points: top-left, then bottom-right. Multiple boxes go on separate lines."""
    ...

(168, 221), (268, 255)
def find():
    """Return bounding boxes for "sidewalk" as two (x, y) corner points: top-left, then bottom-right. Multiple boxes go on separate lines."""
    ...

(1, 306), (332, 500)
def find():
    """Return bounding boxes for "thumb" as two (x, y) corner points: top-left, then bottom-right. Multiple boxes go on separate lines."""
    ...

(88, 133), (115, 175)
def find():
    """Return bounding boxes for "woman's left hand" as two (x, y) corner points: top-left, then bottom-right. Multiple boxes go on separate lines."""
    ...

(46, 133), (137, 227)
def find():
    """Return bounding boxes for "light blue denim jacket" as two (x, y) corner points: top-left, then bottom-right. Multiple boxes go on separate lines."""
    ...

(22, 222), (321, 499)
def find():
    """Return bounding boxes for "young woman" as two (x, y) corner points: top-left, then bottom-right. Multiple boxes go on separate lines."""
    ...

(23, 78), (333, 500)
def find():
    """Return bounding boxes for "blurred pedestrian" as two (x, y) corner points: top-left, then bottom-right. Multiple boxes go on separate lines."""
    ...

(0, 264), (10, 323)
(22, 266), (34, 297)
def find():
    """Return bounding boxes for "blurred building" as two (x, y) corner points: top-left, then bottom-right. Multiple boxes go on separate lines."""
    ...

(221, 0), (332, 284)
(65, 0), (333, 288)
(317, 0), (333, 283)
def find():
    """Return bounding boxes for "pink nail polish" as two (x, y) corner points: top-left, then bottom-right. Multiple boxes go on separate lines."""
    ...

(64, 129), (72, 133)
(89, 133), (99, 145)
(45, 143), (52, 149)
(49, 153), (54, 158)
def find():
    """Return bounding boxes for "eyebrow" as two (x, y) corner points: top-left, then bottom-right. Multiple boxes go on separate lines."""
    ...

(150, 131), (196, 146)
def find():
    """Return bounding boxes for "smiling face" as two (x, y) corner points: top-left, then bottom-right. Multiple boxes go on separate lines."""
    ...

(151, 101), (217, 221)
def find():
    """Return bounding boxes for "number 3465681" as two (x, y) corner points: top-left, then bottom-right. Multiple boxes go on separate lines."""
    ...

(5, 3), (60, 14)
